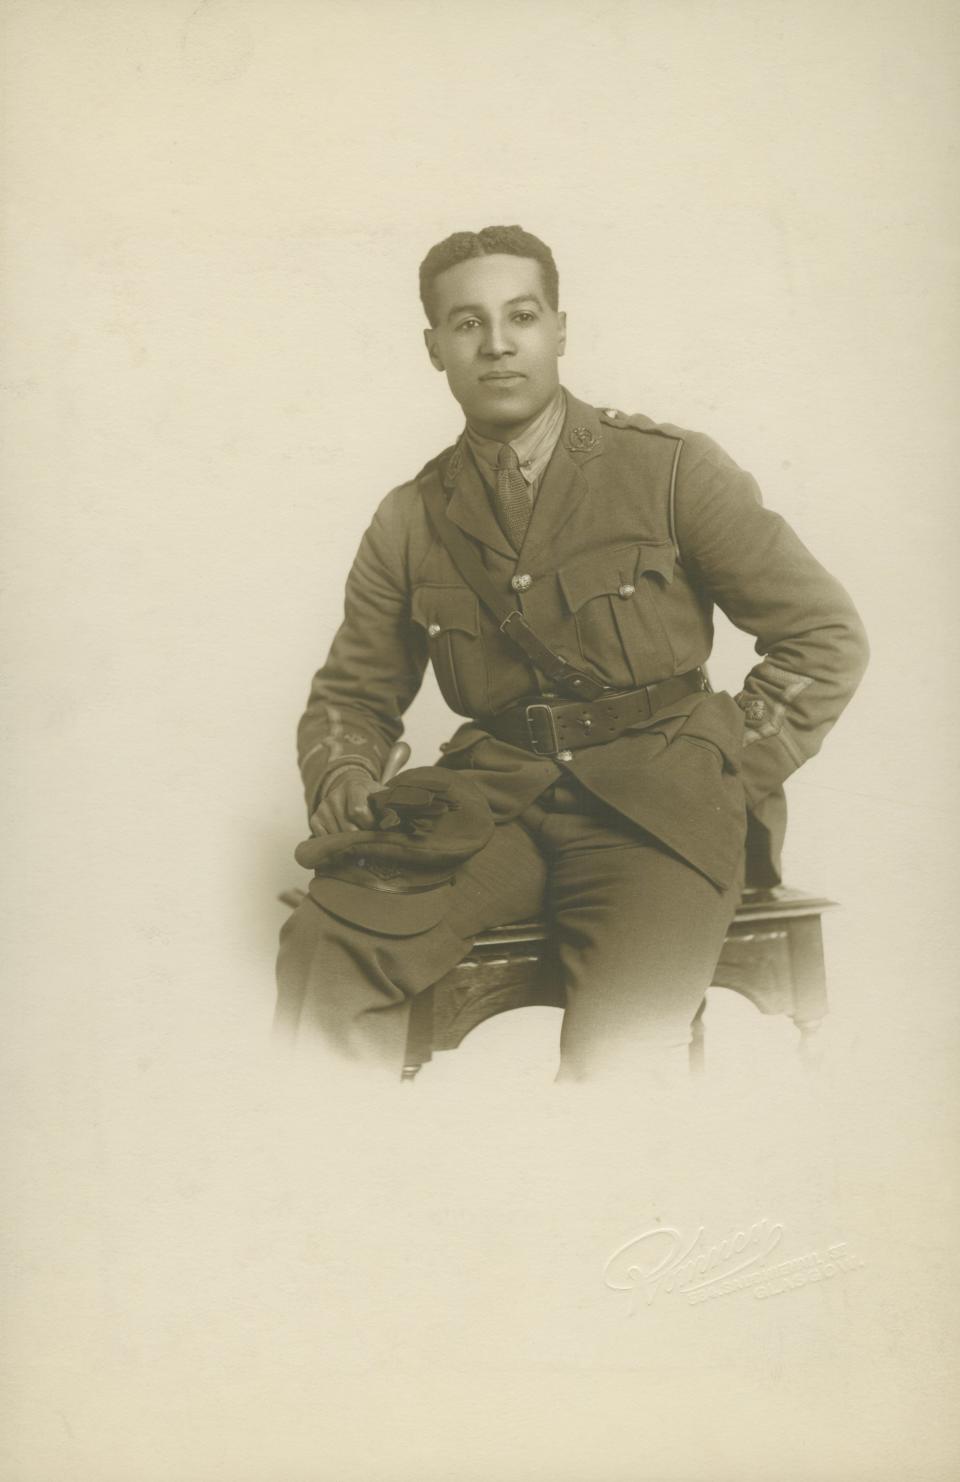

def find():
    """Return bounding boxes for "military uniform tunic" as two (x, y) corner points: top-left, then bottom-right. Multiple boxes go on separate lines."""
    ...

(277, 390), (868, 1072)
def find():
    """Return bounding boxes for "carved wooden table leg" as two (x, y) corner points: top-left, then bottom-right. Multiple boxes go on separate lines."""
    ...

(786, 914), (829, 1069)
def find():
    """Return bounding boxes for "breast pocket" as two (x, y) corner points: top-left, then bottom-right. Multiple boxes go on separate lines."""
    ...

(557, 542), (678, 688)
(411, 585), (488, 716)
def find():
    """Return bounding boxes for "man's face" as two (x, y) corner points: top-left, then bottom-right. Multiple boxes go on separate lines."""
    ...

(423, 254), (567, 439)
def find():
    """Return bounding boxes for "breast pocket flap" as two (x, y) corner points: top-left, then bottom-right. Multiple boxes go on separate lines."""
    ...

(558, 541), (676, 613)
(411, 586), (480, 636)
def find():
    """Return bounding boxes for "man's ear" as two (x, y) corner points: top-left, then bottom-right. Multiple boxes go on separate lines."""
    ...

(557, 310), (567, 358)
(423, 327), (445, 372)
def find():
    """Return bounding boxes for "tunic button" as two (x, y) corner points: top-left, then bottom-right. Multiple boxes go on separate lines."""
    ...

(511, 573), (533, 593)
(618, 582), (636, 598)
(556, 750), (574, 762)
(427, 623), (441, 637)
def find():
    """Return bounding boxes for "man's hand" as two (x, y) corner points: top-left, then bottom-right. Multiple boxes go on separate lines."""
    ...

(309, 767), (378, 835)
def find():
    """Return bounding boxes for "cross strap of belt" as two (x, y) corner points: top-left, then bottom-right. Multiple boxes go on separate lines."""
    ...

(481, 670), (708, 757)
(421, 477), (607, 702)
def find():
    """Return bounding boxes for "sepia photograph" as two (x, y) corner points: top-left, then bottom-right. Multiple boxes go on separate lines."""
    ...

(2, 1), (958, 1478)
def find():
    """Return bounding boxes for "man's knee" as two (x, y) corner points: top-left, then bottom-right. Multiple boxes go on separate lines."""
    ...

(275, 818), (548, 1062)
(275, 892), (471, 1059)
(275, 897), (409, 1064)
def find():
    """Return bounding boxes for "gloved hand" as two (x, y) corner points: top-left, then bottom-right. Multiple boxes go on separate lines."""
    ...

(308, 766), (377, 835)
(295, 766), (494, 878)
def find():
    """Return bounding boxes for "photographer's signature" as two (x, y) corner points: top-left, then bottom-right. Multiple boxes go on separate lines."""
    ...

(603, 1218), (863, 1311)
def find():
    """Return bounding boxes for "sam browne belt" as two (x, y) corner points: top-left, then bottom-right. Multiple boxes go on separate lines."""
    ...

(480, 668), (708, 757)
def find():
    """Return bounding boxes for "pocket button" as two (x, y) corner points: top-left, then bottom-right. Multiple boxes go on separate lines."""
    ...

(618, 583), (635, 598)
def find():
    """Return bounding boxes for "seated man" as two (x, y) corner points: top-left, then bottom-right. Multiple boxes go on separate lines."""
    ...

(275, 224), (868, 1083)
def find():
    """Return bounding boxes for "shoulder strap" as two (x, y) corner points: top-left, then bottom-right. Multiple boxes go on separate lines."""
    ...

(421, 480), (607, 702)
(602, 410), (684, 559)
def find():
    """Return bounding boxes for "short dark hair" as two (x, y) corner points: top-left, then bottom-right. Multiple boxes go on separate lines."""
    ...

(418, 225), (559, 326)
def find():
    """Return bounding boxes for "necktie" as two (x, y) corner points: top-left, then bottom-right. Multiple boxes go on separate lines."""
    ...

(494, 443), (531, 552)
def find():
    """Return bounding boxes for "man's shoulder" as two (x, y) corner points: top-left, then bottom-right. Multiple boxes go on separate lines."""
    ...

(364, 439), (460, 546)
(380, 438), (459, 505)
(597, 404), (674, 437)
(595, 403), (732, 471)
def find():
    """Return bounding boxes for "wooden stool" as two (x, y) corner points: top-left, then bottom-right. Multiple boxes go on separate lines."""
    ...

(400, 886), (834, 1080)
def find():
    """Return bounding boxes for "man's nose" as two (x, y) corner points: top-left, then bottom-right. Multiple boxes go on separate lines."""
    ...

(479, 319), (515, 357)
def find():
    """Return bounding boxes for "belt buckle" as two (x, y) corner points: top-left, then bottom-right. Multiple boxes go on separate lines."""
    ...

(524, 702), (561, 756)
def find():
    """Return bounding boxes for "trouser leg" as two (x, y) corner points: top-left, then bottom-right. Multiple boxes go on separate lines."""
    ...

(274, 818), (548, 1072)
(532, 793), (741, 1082)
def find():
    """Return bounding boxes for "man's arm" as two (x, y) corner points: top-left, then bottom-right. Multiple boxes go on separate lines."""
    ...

(297, 488), (429, 827)
(673, 434), (869, 807)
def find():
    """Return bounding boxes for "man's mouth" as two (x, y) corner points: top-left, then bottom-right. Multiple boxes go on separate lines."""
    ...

(480, 371), (525, 382)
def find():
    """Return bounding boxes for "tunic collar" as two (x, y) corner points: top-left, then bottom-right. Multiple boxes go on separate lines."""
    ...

(436, 391), (604, 560)
(464, 386), (566, 489)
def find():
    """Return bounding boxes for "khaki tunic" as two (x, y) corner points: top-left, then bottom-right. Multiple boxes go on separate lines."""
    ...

(295, 391), (868, 891)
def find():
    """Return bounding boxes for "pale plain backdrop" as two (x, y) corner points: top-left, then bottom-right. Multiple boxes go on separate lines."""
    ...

(2, 2), (959, 1479)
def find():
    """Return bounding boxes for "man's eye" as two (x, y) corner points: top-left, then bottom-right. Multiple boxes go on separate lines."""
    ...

(456, 318), (481, 332)
(513, 312), (537, 324)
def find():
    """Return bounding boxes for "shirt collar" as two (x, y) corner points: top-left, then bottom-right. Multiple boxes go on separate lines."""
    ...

(464, 387), (567, 487)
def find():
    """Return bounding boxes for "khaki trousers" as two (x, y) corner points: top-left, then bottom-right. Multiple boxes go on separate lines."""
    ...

(275, 779), (743, 1079)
